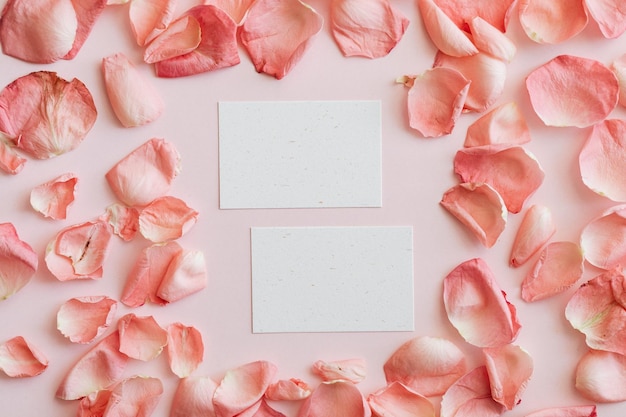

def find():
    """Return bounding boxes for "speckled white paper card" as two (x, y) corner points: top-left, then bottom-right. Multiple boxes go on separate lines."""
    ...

(218, 101), (382, 209)
(251, 226), (414, 333)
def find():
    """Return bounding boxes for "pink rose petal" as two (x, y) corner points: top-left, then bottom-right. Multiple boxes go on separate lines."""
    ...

(524, 405), (597, 417)
(143, 15), (201, 64)
(312, 358), (366, 384)
(0, 222), (38, 300)
(77, 390), (112, 417)
(440, 366), (506, 417)
(430, 0), (515, 32)
(580, 204), (626, 269)
(166, 322), (204, 378)
(575, 349), (626, 402)
(57, 296), (117, 344)
(518, 0), (588, 44)
(297, 380), (371, 417)
(170, 376), (218, 417)
(510, 205), (556, 267)
(104, 376), (163, 416)
(330, 0), (408, 59)
(584, 0), (626, 38)
(526, 55), (619, 128)
(105, 203), (140, 241)
(383, 335), (467, 397)
(0, 133), (26, 174)
(464, 102), (531, 148)
(30, 172), (78, 220)
(138, 196), (199, 243)
(65, 0), (107, 60)
(0, 336), (48, 377)
(367, 381), (435, 417)
(468, 17), (516, 63)
(129, 0), (176, 45)
(265, 378), (312, 401)
(238, 399), (287, 417)
(483, 344), (533, 410)
(613, 54), (626, 108)
(444, 258), (521, 348)
(118, 313), (168, 361)
(418, 0), (478, 57)
(204, 0), (255, 25)
(239, 0), (323, 79)
(156, 249), (207, 303)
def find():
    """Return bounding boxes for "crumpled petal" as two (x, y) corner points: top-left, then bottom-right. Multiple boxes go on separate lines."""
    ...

(613, 54), (626, 108)
(0, 133), (26, 174)
(65, 0), (107, 60)
(444, 258), (521, 348)
(440, 366), (506, 417)
(454, 145), (544, 214)
(118, 313), (168, 361)
(30, 172), (78, 219)
(583, 0), (626, 38)
(565, 268), (626, 355)
(367, 382), (435, 417)
(312, 358), (366, 383)
(575, 349), (626, 402)
(440, 182), (507, 248)
(521, 242), (584, 302)
(56, 331), (129, 400)
(139, 196), (199, 242)
(298, 380), (371, 417)
(580, 204), (626, 269)
(166, 323), (203, 378)
(524, 405), (597, 417)
(510, 205), (555, 267)
(102, 53), (164, 128)
(170, 376), (218, 417)
(265, 378), (312, 401)
(468, 17), (516, 63)
(105, 203), (140, 241)
(483, 345), (533, 410)
(430, 0), (515, 32)
(77, 390), (112, 417)
(0, 71), (97, 159)
(383, 335), (466, 397)
(0, 223), (38, 300)
(0, 336), (48, 377)
(204, 0), (255, 25)
(104, 376), (163, 417)
(129, 0), (176, 45)
(143, 15), (201, 64)
(464, 102), (531, 148)
(239, 0), (323, 79)
(105, 138), (181, 207)
(518, 0), (588, 43)
(526, 55), (619, 128)
(57, 296), (117, 344)
(330, 0), (409, 59)
(418, 0), (478, 57)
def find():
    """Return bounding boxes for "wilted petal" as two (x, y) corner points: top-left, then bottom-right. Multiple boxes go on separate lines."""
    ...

(0, 336), (48, 377)
(157, 249), (207, 303)
(297, 380), (371, 417)
(105, 203), (140, 241)
(330, 0), (408, 59)
(468, 17), (516, 62)
(105, 138), (181, 207)
(166, 323), (203, 378)
(65, 0), (107, 60)
(418, 0), (478, 57)
(440, 367), (507, 417)
(444, 258), (521, 348)
(312, 358), (366, 383)
(30, 172), (78, 220)
(139, 196), (198, 242)
(613, 54), (626, 107)
(265, 378), (312, 401)
(104, 376), (163, 416)
(129, 0), (176, 45)
(526, 55), (619, 128)
(367, 382), (435, 417)
(580, 204), (626, 269)
(57, 296), (117, 344)
(518, 0), (588, 43)
(430, 0), (515, 32)
(440, 182), (507, 248)
(204, 0), (255, 25)
(383, 335), (466, 397)
(483, 345), (533, 410)
(575, 349), (626, 402)
(239, 0), (323, 79)
(524, 405), (597, 417)
(583, 0), (626, 38)
(118, 313), (168, 361)
(464, 102), (531, 147)
(0, 134), (26, 174)
(170, 376), (218, 417)
(0, 223), (38, 300)
(510, 205), (555, 267)
(143, 15), (201, 64)
(77, 390), (112, 417)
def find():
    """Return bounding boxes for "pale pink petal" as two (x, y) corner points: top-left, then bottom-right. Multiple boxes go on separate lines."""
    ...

(522, 242), (585, 302)
(440, 182), (507, 248)
(105, 203), (140, 241)
(129, 0), (176, 45)
(237, 399), (286, 417)
(383, 335), (467, 397)
(565, 268), (626, 355)
(154, 5), (240, 78)
(56, 331), (129, 400)
(613, 54), (626, 107)
(77, 390), (112, 417)
(102, 53), (164, 128)
(239, 0), (323, 79)
(483, 345), (533, 410)
(265, 378), (312, 401)
(64, 0), (108, 60)
(418, 0), (478, 57)
(526, 55), (619, 128)
(464, 102), (531, 148)
(0, 223), (38, 300)
(166, 323), (203, 378)
(524, 405), (597, 417)
(0, 336), (48, 377)
(138, 196), (199, 242)
(157, 250), (207, 303)
(367, 382), (435, 417)
(118, 313), (168, 361)
(402, 67), (470, 137)
(454, 145), (544, 214)
(30, 172), (78, 220)
(510, 205), (555, 267)
(57, 296), (117, 344)
(444, 258), (521, 348)
(143, 15), (201, 64)
(575, 349), (626, 402)
(430, 0), (515, 32)
(170, 376), (218, 417)
(105, 138), (181, 207)
(440, 367), (507, 417)
(0, 71), (97, 159)
(580, 204), (626, 269)
(104, 376), (163, 416)
(204, 0), (254, 25)
(330, 0), (409, 59)
(518, 0), (588, 43)
(213, 360), (278, 417)
(468, 17), (516, 63)
(583, 0), (626, 38)
(297, 380), (371, 417)
(121, 241), (183, 307)
(0, 133), (26, 174)
(312, 358), (366, 383)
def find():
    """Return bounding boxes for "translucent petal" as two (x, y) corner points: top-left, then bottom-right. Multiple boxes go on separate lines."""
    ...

(204, 0), (255, 25)
(138, 196), (198, 243)
(298, 380), (371, 417)
(312, 358), (366, 383)
(613, 54), (626, 108)
(30, 172), (78, 220)
(583, 0), (626, 38)
(575, 349), (626, 402)
(0, 336), (48, 377)
(105, 203), (140, 241)
(57, 296), (117, 344)
(518, 0), (588, 44)
(440, 366), (506, 417)
(157, 249), (207, 303)
(170, 376), (217, 417)
(265, 378), (312, 401)
(166, 323), (204, 378)
(367, 382), (435, 417)
(0, 133), (26, 174)
(510, 204), (555, 267)
(104, 376), (163, 416)
(417, 0), (478, 57)
(143, 15), (201, 64)
(524, 405), (597, 417)
(0, 223), (38, 300)
(483, 345), (533, 410)
(430, 0), (515, 32)
(468, 17), (516, 63)
(118, 313), (168, 361)
(580, 204), (626, 269)
(464, 102), (531, 147)
(129, 0), (176, 45)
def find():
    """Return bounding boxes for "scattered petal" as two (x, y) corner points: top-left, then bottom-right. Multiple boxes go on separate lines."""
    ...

(157, 249), (207, 303)
(0, 336), (48, 377)
(297, 380), (371, 417)
(367, 382), (435, 417)
(583, 0), (626, 38)
(118, 313), (168, 361)
(143, 15), (201, 64)
(524, 405), (597, 417)
(510, 205), (556, 267)
(580, 204), (626, 269)
(430, 0), (515, 32)
(418, 0), (478, 57)
(129, 0), (176, 45)
(138, 196), (199, 242)
(613, 54), (626, 107)
(0, 222), (38, 300)
(170, 376), (218, 417)
(483, 344), (533, 410)
(265, 378), (312, 401)
(105, 203), (140, 241)
(57, 296), (117, 344)
(518, 0), (588, 44)
(77, 390), (112, 417)
(468, 17), (516, 62)
(30, 172), (78, 220)
(440, 366), (506, 417)
(238, 399), (287, 417)
(464, 102), (531, 147)
(204, 0), (255, 25)
(65, 0), (108, 60)
(166, 323), (203, 378)
(0, 133), (26, 174)
(575, 349), (626, 402)
(312, 358), (366, 383)
(104, 376), (163, 416)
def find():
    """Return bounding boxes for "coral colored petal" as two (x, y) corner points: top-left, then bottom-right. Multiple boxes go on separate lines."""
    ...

(580, 204), (626, 269)
(129, 0), (176, 45)
(57, 296), (117, 344)
(383, 335), (466, 397)
(143, 15), (201, 64)
(312, 358), (366, 383)
(464, 102), (531, 147)
(166, 323), (204, 378)
(613, 54), (626, 108)
(77, 390), (112, 417)
(139, 196), (199, 242)
(0, 336), (48, 377)
(444, 258), (521, 348)
(30, 172), (78, 220)
(104, 376), (163, 416)
(367, 382), (435, 417)
(102, 53), (164, 128)
(118, 314), (168, 361)
(297, 380), (371, 417)
(483, 345), (533, 410)
(524, 405), (597, 417)
(157, 250), (207, 303)
(0, 223), (38, 300)
(330, 0), (408, 59)
(441, 367), (506, 417)
(265, 379), (312, 401)
(238, 399), (287, 417)
(583, 0), (626, 38)
(575, 349), (626, 402)
(431, 0), (515, 32)
(518, 0), (588, 43)
(240, 0), (323, 79)
(64, 0), (107, 60)
(205, 0), (255, 25)
(468, 17), (516, 62)
(510, 204), (555, 267)
(418, 0), (478, 57)
(0, 134), (26, 174)
(170, 376), (218, 417)
(105, 203), (140, 241)
(440, 182), (507, 248)
(105, 138), (181, 207)
(526, 55), (619, 128)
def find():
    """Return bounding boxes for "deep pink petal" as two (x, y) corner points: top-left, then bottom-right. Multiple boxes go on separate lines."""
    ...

(139, 196), (199, 242)
(483, 345), (533, 410)
(166, 323), (204, 378)
(128, 0), (176, 45)
(118, 313), (168, 361)
(312, 358), (366, 383)
(0, 336), (48, 377)
(613, 54), (626, 108)
(30, 172), (78, 220)
(526, 55), (619, 128)
(170, 376), (218, 417)
(524, 405), (597, 417)
(430, 0), (515, 32)
(105, 203), (140, 241)
(418, 0), (478, 57)
(575, 349), (626, 402)
(265, 379), (312, 401)
(468, 17), (516, 62)
(580, 204), (626, 269)
(510, 205), (555, 267)
(104, 376), (163, 417)
(367, 382), (435, 417)
(0, 222), (38, 300)
(464, 102), (531, 148)
(297, 380), (371, 417)
(156, 249), (207, 303)
(57, 296), (117, 344)
(239, 0), (323, 79)
(143, 15), (201, 64)
(583, 0), (626, 38)
(0, 134), (26, 174)
(440, 367), (506, 417)
(64, 0), (107, 60)
(518, 0), (588, 43)
(204, 0), (255, 25)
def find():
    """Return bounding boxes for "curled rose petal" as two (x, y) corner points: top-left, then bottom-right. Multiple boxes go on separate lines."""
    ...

(297, 380), (371, 417)
(464, 102), (531, 148)
(204, 0), (255, 25)
(526, 55), (619, 128)
(444, 258), (521, 348)
(383, 335), (466, 397)
(0, 223), (38, 300)
(157, 249), (207, 303)
(139, 196), (199, 242)
(580, 204), (626, 269)
(524, 405), (597, 417)
(265, 378), (312, 401)
(239, 0), (323, 79)
(0, 71), (97, 159)
(440, 366), (506, 417)
(483, 344), (533, 410)
(118, 313), (168, 361)
(0, 336), (48, 377)
(77, 390), (112, 417)
(57, 296), (117, 344)
(65, 0), (108, 60)
(166, 323), (204, 378)
(468, 17), (516, 63)
(143, 15), (201, 64)
(367, 382), (435, 417)
(575, 349), (626, 402)
(613, 54), (626, 108)
(330, 0), (408, 59)
(129, 0), (176, 45)
(510, 205), (555, 267)
(0, 133), (26, 174)
(105, 376), (163, 416)
(105, 138), (181, 207)
(440, 182), (507, 248)
(418, 0), (478, 57)
(105, 203), (140, 241)
(583, 0), (626, 38)
(30, 172), (78, 220)
(312, 358), (366, 383)
(518, 0), (588, 44)
(102, 53), (164, 128)
(238, 399), (286, 417)
(430, 0), (515, 32)
(171, 376), (218, 417)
